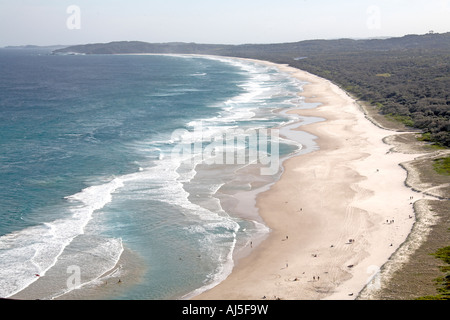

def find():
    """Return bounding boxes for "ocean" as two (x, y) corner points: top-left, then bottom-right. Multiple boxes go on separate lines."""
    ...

(0, 49), (319, 300)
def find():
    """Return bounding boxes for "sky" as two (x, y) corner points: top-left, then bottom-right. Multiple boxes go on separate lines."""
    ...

(1, 0), (450, 47)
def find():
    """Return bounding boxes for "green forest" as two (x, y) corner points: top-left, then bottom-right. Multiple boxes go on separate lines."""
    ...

(55, 32), (450, 147)
(287, 43), (450, 147)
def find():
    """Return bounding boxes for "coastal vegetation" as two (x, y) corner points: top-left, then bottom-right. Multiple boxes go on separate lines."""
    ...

(433, 156), (450, 176)
(417, 246), (450, 300)
(288, 44), (450, 148)
(55, 32), (450, 148)
(53, 32), (449, 300)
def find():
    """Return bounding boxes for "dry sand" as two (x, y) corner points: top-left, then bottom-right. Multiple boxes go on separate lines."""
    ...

(194, 59), (428, 300)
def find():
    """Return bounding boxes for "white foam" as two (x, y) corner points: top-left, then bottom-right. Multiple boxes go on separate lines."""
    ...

(0, 55), (309, 300)
(132, 57), (304, 299)
(49, 237), (124, 300)
(0, 177), (125, 298)
(134, 58), (307, 298)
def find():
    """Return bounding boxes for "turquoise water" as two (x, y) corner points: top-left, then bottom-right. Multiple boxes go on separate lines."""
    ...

(0, 49), (310, 299)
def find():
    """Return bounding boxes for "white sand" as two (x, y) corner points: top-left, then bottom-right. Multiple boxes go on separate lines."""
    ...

(195, 58), (425, 300)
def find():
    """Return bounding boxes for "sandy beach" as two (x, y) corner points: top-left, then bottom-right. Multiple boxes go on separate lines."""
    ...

(194, 58), (426, 300)
(5, 55), (435, 301)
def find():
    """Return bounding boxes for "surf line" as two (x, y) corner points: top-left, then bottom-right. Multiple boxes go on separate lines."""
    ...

(170, 123), (281, 176)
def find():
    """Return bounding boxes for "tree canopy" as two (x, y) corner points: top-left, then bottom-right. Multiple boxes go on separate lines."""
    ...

(55, 32), (450, 147)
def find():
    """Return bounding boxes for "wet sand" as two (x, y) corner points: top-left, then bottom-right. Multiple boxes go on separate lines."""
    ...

(195, 58), (423, 300)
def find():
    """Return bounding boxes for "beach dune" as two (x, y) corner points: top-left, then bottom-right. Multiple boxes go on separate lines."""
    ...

(194, 60), (421, 300)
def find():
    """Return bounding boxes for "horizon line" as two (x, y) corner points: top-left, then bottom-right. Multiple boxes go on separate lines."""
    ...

(2, 30), (449, 49)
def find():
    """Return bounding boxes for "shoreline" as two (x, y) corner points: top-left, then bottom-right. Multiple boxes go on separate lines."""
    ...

(6, 54), (441, 300)
(194, 57), (428, 300)
(9, 243), (146, 300)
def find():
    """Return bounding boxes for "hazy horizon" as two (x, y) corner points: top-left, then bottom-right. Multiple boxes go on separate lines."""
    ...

(2, 31), (448, 49)
(1, 0), (450, 47)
